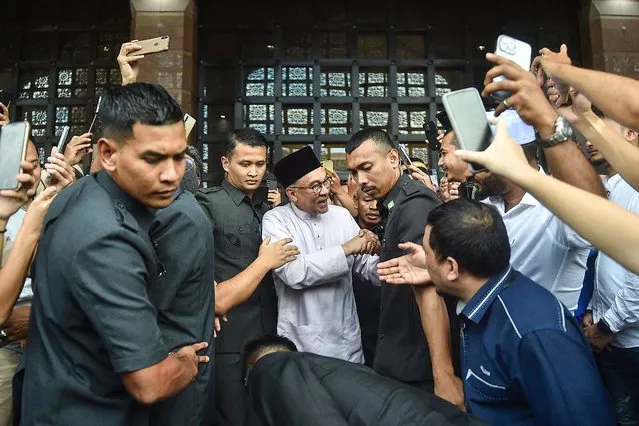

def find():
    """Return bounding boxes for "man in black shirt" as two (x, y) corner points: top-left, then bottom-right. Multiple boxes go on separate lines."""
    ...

(21, 83), (209, 425)
(196, 129), (298, 426)
(346, 129), (463, 408)
(148, 185), (216, 426)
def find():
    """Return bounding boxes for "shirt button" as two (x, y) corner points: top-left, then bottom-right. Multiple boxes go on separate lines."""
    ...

(378, 332), (385, 340)
(239, 227), (243, 232)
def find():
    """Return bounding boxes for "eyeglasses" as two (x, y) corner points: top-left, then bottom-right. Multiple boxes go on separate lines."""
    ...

(291, 176), (332, 195)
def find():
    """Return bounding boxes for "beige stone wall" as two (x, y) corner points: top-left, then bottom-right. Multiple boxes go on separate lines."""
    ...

(129, 0), (197, 115)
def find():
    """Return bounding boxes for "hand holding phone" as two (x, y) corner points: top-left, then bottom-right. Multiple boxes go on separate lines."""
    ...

(0, 122), (31, 190)
(128, 36), (170, 56)
(425, 121), (441, 151)
(56, 126), (70, 154)
(442, 88), (493, 173)
(491, 35), (532, 103)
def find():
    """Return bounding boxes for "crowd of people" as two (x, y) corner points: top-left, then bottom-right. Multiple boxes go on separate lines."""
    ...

(0, 37), (638, 426)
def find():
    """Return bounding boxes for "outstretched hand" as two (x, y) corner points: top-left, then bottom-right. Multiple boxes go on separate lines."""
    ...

(377, 242), (432, 285)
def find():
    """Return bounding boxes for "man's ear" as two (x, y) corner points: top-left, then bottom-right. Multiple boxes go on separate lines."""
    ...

(98, 138), (119, 172)
(221, 156), (230, 173)
(285, 187), (297, 203)
(446, 256), (460, 282)
(625, 127), (638, 144)
(388, 148), (400, 169)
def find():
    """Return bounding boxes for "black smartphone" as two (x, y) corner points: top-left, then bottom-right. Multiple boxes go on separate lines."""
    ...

(0, 90), (12, 109)
(436, 111), (452, 133)
(0, 122), (31, 190)
(425, 121), (440, 151)
(442, 88), (493, 173)
(266, 180), (277, 191)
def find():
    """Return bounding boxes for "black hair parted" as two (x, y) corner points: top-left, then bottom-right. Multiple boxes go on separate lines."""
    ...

(241, 334), (298, 379)
(346, 128), (394, 154)
(98, 83), (183, 143)
(225, 128), (268, 157)
(427, 199), (511, 279)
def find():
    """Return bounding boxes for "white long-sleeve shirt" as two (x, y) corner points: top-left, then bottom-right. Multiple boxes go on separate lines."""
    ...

(262, 202), (378, 363)
(592, 174), (639, 348)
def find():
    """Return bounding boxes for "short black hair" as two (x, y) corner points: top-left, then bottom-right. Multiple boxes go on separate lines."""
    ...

(346, 128), (394, 154)
(521, 142), (538, 164)
(241, 334), (298, 380)
(99, 83), (183, 143)
(427, 199), (510, 278)
(186, 145), (203, 179)
(225, 128), (268, 157)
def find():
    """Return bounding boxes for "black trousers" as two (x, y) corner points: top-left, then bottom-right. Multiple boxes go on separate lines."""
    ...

(215, 353), (264, 426)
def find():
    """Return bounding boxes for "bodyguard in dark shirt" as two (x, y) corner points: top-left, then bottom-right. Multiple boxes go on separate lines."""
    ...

(148, 186), (216, 426)
(21, 84), (209, 425)
(379, 199), (615, 425)
(196, 129), (298, 426)
(346, 129), (462, 406)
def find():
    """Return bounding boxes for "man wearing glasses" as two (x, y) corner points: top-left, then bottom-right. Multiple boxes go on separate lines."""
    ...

(262, 146), (381, 362)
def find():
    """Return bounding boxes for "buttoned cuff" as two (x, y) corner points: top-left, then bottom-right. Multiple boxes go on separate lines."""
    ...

(602, 307), (626, 334)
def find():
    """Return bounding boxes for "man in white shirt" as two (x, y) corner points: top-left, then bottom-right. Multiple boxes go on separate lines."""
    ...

(473, 110), (603, 312)
(262, 147), (379, 363)
(582, 115), (639, 425)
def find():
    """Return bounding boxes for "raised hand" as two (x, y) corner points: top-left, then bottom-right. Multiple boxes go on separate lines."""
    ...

(377, 242), (432, 285)
(0, 161), (36, 221)
(64, 132), (93, 167)
(258, 237), (300, 269)
(0, 102), (9, 126)
(407, 165), (437, 192)
(45, 147), (76, 191)
(117, 41), (144, 85)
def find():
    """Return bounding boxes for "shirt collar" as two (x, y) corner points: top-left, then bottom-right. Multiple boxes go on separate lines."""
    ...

(222, 179), (251, 206)
(378, 174), (408, 218)
(461, 265), (514, 324)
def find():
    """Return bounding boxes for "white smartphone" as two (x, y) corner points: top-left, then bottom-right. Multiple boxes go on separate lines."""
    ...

(397, 144), (412, 167)
(56, 126), (70, 153)
(492, 35), (532, 102)
(0, 122), (30, 190)
(183, 113), (196, 138)
(442, 88), (493, 174)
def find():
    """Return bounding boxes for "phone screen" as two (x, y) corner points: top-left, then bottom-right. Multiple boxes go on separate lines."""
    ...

(0, 122), (30, 190)
(442, 88), (492, 173)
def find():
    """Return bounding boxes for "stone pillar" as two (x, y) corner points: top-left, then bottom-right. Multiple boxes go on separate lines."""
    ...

(129, 0), (197, 115)
(584, 0), (639, 78)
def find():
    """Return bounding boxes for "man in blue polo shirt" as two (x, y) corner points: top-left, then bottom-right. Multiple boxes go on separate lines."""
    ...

(377, 199), (614, 426)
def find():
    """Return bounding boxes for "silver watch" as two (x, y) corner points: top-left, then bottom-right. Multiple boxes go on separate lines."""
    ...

(539, 116), (573, 148)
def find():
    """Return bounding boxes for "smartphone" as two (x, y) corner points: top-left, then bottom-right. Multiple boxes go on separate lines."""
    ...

(129, 36), (170, 56)
(436, 111), (452, 133)
(183, 113), (196, 139)
(0, 90), (12, 109)
(492, 35), (532, 103)
(442, 88), (493, 173)
(266, 180), (277, 191)
(397, 144), (412, 167)
(87, 96), (102, 135)
(56, 126), (70, 153)
(321, 159), (334, 173)
(424, 121), (440, 151)
(0, 122), (31, 190)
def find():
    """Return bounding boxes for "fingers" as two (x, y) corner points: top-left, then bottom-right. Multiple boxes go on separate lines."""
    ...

(261, 236), (271, 246)
(481, 78), (518, 99)
(454, 149), (484, 166)
(276, 237), (293, 246)
(190, 341), (209, 353)
(119, 41), (143, 58)
(36, 186), (58, 201)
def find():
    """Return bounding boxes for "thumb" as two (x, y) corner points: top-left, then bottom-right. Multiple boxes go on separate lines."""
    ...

(51, 146), (58, 156)
(261, 236), (271, 246)
(560, 43), (568, 54)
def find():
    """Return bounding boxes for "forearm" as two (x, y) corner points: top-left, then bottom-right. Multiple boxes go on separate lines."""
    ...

(413, 286), (455, 377)
(573, 112), (639, 192)
(547, 63), (639, 131)
(276, 246), (349, 289)
(332, 189), (357, 217)
(542, 140), (605, 197)
(509, 167), (639, 274)
(0, 229), (39, 324)
(215, 258), (271, 315)
(125, 354), (195, 404)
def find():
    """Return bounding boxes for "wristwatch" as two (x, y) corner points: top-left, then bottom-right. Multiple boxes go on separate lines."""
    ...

(538, 116), (573, 148)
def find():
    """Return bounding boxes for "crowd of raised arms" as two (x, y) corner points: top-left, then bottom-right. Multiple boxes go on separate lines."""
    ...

(1, 37), (639, 426)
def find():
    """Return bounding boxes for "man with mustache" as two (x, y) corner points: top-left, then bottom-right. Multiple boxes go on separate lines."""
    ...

(262, 147), (380, 362)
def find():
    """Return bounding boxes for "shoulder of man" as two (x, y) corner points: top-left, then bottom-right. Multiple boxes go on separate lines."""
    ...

(499, 271), (572, 337)
(195, 186), (225, 203)
(396, 177), (441, 207)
